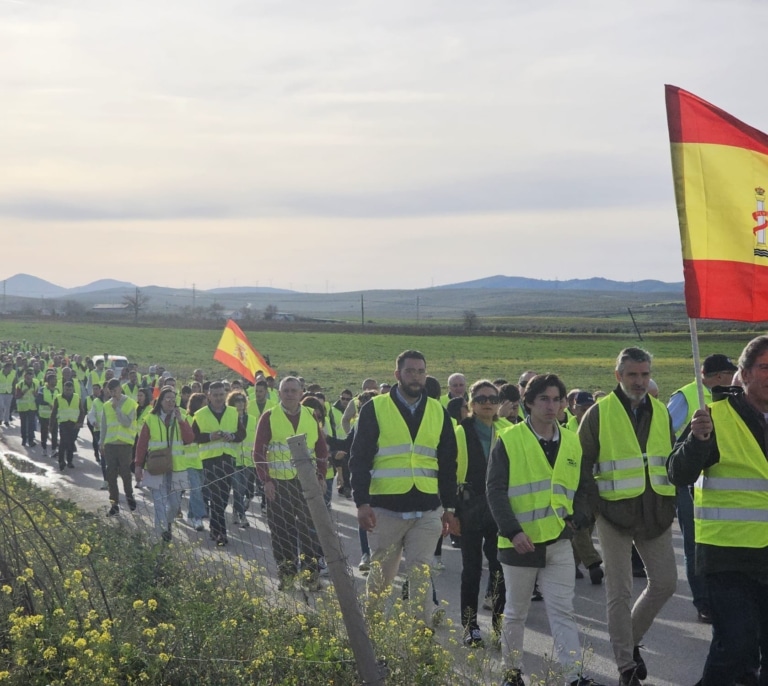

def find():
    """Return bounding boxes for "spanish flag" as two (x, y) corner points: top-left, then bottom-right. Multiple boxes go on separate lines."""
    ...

(213, 320), (277, 382)
(666, 85), (768, 322)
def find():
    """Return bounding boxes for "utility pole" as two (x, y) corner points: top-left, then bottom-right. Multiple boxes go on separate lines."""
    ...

(360, 293), (365, 328)
(192, 283), (196, 314)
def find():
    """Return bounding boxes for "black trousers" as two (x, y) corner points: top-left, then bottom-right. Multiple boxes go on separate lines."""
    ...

(266, 477), (321, 575)
(58, 422), (77, 466)
(460, 519), (506, 632)
(202, 455), (234, 538)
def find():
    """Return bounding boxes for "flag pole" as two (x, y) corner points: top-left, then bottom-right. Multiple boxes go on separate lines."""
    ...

(688, 317), (707, 410)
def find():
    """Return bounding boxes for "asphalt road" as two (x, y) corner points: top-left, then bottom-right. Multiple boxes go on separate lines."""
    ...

(0, 421), (710, 686)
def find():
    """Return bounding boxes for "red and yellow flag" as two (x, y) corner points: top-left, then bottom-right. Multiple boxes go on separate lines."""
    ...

(213, 320), (276, 382)
(666, 85), (768, 321)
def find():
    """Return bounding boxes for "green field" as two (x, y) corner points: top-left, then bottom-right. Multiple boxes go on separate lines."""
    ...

(0, 321), (753, 400)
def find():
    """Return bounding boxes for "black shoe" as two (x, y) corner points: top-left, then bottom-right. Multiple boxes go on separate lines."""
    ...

(107, 505), (119, 517)
(575, 567), (584, 579)
(216, 534), (228, 547)
(588, 563), (604, 585)
(697, 608), (713, 624)
(501, 669), (525, 686)
(21, 441), (27, 447)
(127, 498), (137, 511)
(632, 645), (647, 680)
(463, 626), (484, 648)
(619, 668), (641, 686)
(161, 531), (172, 542)
(28, 440), (36, 447)
(531, 583), (543, 601)
(67, 462), (74, 469)
(570, 678), (606, 686)
(59, 463), (65, 472)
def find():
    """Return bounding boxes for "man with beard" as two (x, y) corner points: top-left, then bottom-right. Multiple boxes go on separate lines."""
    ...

(574, 348), (677, 686)
(350, 349), (458, 620)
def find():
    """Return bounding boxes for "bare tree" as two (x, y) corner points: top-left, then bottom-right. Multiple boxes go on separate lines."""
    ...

(462, 310), (479, 332)
(263, 304), (278, 321)
(122, 288), (150, 324)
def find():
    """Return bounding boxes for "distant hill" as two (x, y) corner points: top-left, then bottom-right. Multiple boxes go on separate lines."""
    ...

(437, 275), (683, 293)
(1, 273), (66, 297)
(66, 279), (136, 295)
(207, 286), (294, 295)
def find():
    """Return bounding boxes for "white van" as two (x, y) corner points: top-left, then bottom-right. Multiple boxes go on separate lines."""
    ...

(92, 354), (129, 378)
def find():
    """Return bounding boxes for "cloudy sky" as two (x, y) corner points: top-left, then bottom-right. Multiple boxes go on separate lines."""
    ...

(2, 0), (765, 291)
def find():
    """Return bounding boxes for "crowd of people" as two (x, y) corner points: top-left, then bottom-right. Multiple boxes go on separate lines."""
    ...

(0, 338), (764, 686)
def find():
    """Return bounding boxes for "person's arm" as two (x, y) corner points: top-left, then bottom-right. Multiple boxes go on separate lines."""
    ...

(252, 411), (272, 484)
(436, 410), (458, 509)
(76, 398), (86, 426)
(134, 423), (151, 470)
(341, 398), (357, 434)
(349, 401), (378, 508)
(666, 391), (690, 435)
(49, 398), (59, 424)
(314, 431), (329, 480)
(192, 418), (213, 444)
(113, 399), (134, 428)
(574, 403), (601, 517)
(667, 408), (718, 485)
(178, 417), (194, 444)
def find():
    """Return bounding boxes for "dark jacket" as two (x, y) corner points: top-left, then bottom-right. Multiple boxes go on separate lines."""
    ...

(573, 385), (676, 539)
(349, 387), (458, 513)
(667, 389), (768, 581)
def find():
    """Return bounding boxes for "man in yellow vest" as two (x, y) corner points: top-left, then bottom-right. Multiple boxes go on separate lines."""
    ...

(667, 353), (737, 626)
(100, 378), (138, 516)
(341, 377), (378, 434)
(575, 347), (677, 686)
(15, 368), (38, 448)
(350, 350), (458, 616)
(668, 336), (768, 686)
(50, 380), (85, 471)
(252, 376), (328, 590)
(439, 372), (467, 408)
(487, 374), (605, 686)
(0, 360), (16, 427)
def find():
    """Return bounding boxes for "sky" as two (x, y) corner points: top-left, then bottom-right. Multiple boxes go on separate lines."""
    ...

(2, 0), (767, 292)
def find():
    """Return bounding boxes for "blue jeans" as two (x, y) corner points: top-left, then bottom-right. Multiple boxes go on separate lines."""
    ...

(231, 466), (254, 517)
(185, 468), (206, 520)
(676, 485), (709, 611)
(701, 571), (768, 686)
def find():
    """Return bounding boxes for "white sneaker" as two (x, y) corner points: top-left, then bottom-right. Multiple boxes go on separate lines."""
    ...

(192, 518), (204, 531)
(358, 553), (371, 572)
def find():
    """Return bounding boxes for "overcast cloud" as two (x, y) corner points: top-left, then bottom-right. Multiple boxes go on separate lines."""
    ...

(1, 0), (764, 290)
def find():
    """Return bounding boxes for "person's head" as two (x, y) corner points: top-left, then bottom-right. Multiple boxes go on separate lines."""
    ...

(187, 392), (207, 415)
(254, 379), (268, 403)
(208, 381), (227, 410)
(106, 378), (122, 398)
(95, 358), (104, 370)
(361, 378), (378, 392)
(518, 370), (537, 392)
(266, 376), (275, 389)
(738, 336), (768, 410)
(572, 391), (595, 422)
(128, 369), (138, 384)
(45, 373), (57, 388)
(379, 383), (391, 394)
(358, 390), (378, 408)
(61, 366), (72, 380)
(279, 376), (303, 412)
(523, 374), (567, 426)
(394, 350), (427, 401)
(301, 395), (326, 425)
(62, 380), (75, 398)
(136, 388), (152, 407)
(180, 385), (192, 400)
(424, 375), (442, 400)
(446, 396), (470, 423)
(105, 369), (115, 381)
(306, 383), (323, 395)
(191, 381), (202, 394)
(91, 382), (101, 397)
(567, 388), (581, 413)
(227, 390), (248, 415)
(468, 379), (499, 423)
(615, 347), (653, 404)
(337, 389), (353, 408)
(193, 369), (204, 383)
(163, 375), (177, 390)
(447, 373), (467, 399)
(22, 368), (32, 382)
(152, 386), (178, 415)
(498, 383), (521, 419)
(492, 378), (508, 388)
(647, 379), (659, 399)
(702, 353), (738, 388)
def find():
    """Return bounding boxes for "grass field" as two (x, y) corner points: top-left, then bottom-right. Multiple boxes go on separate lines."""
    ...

(1, 321), (754, 400)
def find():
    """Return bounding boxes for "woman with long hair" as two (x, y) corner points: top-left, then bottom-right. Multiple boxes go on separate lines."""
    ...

(134, 386), (195, 541)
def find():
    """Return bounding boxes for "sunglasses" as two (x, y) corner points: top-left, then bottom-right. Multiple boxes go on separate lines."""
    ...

(472, 395), (500, 405)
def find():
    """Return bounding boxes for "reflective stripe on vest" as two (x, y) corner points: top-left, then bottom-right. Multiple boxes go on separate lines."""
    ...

(497, 423), (582, 548)
(694, 399), (768, 547)
(15, 382), (38, 412)
(102, 397), (138, 444)
(38, 387), (58, 419)
(0, 371), (14, 394)
(267, 405), (318, 480)
(57, 394), (81, 423)
(370, 394), (443, 496)
(146, 414), (186, 472)
(194, 406), (240, 460)
(595, 393), (674, 500)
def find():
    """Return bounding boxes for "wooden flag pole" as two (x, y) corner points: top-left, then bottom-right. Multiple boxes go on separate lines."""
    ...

(688, 317), (707, 410)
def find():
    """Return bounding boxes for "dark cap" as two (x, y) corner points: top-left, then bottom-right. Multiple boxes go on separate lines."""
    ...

(702, 354), (738, 375)
(574, 391), (595, 406)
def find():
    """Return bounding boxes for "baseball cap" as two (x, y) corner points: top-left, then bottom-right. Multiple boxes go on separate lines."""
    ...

(574, 391), (595, 407)
(702, 354), (738, 375)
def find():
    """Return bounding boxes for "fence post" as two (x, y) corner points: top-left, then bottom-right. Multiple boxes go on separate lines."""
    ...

(287, 435), (384, 685)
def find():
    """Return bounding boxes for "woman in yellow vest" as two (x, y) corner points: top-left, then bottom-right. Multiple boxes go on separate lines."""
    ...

(228, 390), (257, 529)
(134, 386), (195, 541)
(183, 392), (208, 531)
(487, 374), (604, 686)
(454, 380), (506, 648)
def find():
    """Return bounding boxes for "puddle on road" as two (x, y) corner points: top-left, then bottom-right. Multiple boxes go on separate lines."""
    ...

(2, 451), (48, 476)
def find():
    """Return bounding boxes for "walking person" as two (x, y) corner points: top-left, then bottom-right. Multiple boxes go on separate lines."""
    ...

(36, 373), (59, 457)
(100, 378), (138, 516)
(574, 348), (677, 685)
(50, 380), (84, 471)
(488, 374), (604, 686)
(455, 380), (505, 647)
(228, 390), (256, 529)
(134, 386), (195, 541)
